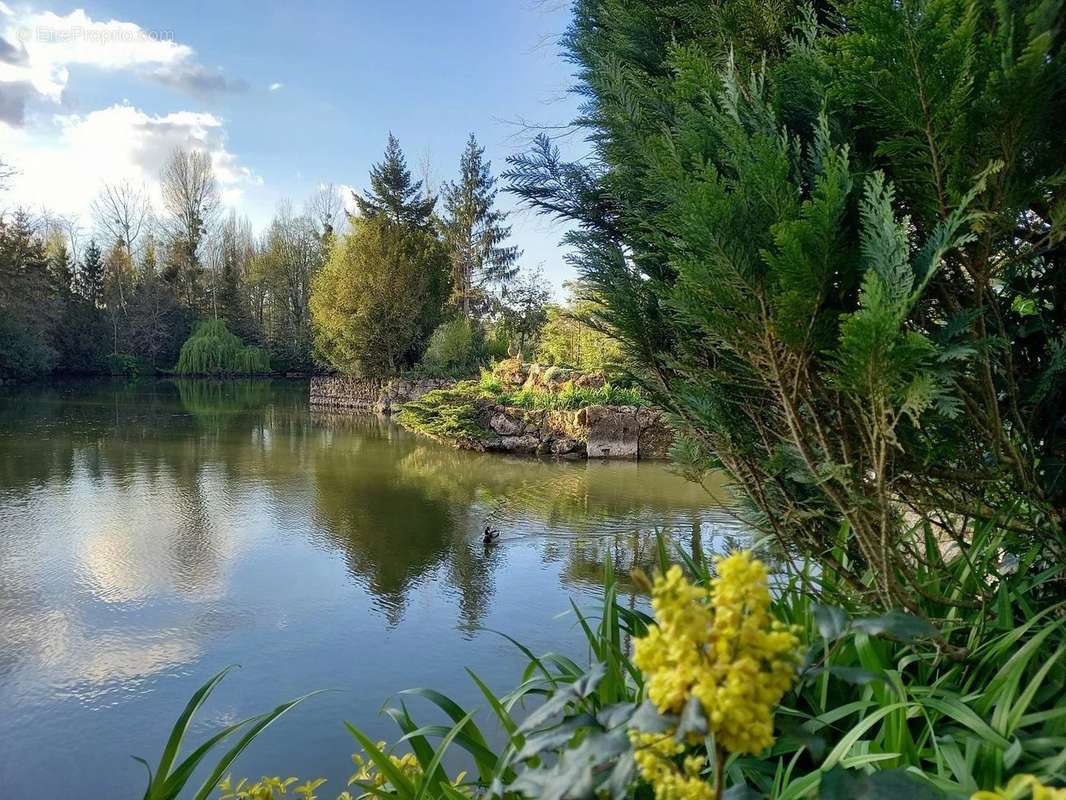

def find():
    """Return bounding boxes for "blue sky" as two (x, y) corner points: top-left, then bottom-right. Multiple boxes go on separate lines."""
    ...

(0, 0), (584, 290)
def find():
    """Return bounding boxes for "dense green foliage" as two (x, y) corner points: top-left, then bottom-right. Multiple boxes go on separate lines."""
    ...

(397, 370), (646, 445)
(175, 320), (270, 376)
(537, 285), (624, 372)
(2, 130), (530, 382)
(505, 0), (1066, 605)
(149, 538), (1064, 800)
(496, 268), (553, 360)
(310, 215), (450, 375)
(397, 383), (492, 444)
(420, 318), (485, 376)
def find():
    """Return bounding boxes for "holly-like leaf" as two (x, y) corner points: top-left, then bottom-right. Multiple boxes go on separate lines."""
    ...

(807, 665), (889, 685)
(518, 663), (607, 734)
(851, 611), (940, 641)
(724, 782), (764, 799)
(676, 694), (708, 740)
(819, 767), (944, 799)
(813, 604), (850, 641)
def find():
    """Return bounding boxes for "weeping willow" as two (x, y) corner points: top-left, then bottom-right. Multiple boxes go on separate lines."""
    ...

(175, 320), (270, 376)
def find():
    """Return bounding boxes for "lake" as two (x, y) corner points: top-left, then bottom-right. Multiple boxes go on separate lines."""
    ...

(0, 379), (742, 797)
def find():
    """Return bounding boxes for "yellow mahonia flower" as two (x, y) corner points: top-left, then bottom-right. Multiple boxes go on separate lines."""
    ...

(973, 775), (1066, 800)
(629, 731), (714, 800)
(632, 553), (801, 756)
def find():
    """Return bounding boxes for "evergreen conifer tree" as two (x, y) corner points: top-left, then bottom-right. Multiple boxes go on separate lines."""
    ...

(354, 133), (436, 227)
(78, 239), (104, 308)
(48, 240), (75, 298)
(441, 133), (520, 316)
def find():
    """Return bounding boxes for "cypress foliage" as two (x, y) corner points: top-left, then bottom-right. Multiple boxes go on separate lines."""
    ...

(507, 0), (1066, 605)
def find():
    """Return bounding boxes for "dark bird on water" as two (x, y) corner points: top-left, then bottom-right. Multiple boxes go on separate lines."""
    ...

(483, 526), (500, 545)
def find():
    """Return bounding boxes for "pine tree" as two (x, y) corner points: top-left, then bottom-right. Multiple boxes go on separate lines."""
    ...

(354, 133), (436, 227)
(441, 133), (520, 317)
(48, 239), (75, 298)
(78, 240), (104, 307)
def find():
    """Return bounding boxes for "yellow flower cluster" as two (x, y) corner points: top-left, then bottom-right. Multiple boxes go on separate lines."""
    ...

(349, 743), (468, 798)
(972, 775), (1066, 800)
(350, 745), (423, 791)
(633, 552), (801, 755)
(218, 775), (327, 800)
(629, 731), (714, 800)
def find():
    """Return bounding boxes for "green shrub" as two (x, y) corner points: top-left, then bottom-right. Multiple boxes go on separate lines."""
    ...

(507, 0), (1066, 606)
(175, 320), (270, 376)
(419, 318), (483, 376)
(0, 311), (56, 380)
(537, 303), (623, 372)
(395, 382), (490, 443)
(105, 353), (142, 379)
(499, 381), (646, 411)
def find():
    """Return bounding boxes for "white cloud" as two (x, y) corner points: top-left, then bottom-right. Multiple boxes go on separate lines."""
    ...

(0, 103), (261, 218)
(268, 81), (282, 92)
(335, 183), (358, 216)
(0, 6), (245, 125)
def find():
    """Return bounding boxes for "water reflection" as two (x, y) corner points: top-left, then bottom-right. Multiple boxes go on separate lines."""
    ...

(0, 379), (743, 797)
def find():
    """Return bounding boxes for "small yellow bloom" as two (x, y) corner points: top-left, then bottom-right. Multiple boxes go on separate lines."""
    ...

(629, 730), (714, 800)
(973, 775), (1066, 800)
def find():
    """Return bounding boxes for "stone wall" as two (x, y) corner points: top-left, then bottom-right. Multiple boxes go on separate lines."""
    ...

(309, 376), (452, 414)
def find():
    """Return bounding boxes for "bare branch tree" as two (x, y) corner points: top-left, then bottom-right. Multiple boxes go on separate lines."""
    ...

(305, 183), (343, 241)
(159, 147), (220, 307)
(91, 179), (152, 264)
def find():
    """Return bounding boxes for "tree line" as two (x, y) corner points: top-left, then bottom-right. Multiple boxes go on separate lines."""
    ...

(0, 131), (555, 380)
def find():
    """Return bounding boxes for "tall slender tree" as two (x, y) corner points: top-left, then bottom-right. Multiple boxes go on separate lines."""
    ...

(441, 133), (520, 317)
(78, 239), (104, 307)
(91, 179), (151, 265)
(354, 134), (436, 227)
(160, 147), (220, 309)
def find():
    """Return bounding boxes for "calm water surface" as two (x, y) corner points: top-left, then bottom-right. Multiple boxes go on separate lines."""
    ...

(0, 379), (742, 797)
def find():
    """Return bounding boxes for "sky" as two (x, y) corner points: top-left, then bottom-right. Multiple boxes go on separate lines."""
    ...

(0, 0), (584, 291)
